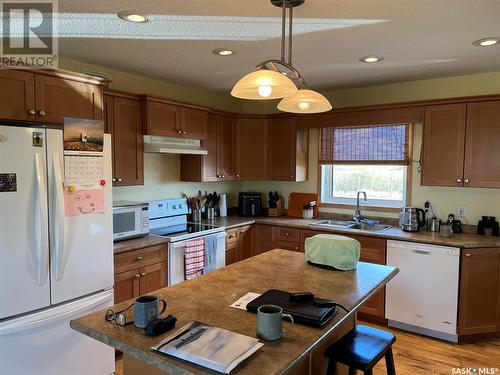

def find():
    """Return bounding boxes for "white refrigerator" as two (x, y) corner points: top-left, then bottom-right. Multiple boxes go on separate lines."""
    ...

(0, 124), (115, 374)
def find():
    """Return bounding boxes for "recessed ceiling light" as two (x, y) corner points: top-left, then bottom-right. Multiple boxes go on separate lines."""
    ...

(473, 37), (500, 47)
(359, 56), (384, 63)
(118, 11), (149, 23)
(212, 48), (236, 56)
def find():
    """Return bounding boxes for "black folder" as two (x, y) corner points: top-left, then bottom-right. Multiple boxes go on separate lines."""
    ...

(246, 289), (338, 327)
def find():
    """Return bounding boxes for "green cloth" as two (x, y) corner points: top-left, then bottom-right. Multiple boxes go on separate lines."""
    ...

(305, 234), (361, 271)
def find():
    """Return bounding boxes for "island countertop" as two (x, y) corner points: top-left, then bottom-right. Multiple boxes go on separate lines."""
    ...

(71, 249), (398, 375)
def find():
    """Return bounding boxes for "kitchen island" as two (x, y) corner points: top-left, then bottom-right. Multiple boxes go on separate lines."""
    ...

(71, 249), (398, 375)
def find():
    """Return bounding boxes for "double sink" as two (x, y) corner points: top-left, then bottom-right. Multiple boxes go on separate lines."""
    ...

(310, 219), (392, 233)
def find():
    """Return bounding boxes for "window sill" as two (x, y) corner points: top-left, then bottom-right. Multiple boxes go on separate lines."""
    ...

(319, 202), (403, 213)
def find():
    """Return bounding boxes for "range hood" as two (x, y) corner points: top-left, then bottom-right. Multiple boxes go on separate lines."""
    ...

(143, 135), (207, 155)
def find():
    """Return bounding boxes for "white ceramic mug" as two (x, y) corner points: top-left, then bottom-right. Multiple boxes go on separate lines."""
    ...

(256, 304), (294, 341)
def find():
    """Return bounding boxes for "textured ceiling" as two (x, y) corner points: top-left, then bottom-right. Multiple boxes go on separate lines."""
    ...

(57, 0), (500, 92)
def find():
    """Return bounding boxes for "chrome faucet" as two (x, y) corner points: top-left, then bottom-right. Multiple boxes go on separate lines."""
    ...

(353, 191), (367, 223)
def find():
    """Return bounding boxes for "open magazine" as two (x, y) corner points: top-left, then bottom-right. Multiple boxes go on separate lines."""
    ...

(151, 321), (263, 374)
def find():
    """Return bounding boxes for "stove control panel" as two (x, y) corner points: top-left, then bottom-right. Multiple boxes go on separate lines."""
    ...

(149, 198), (188, 219)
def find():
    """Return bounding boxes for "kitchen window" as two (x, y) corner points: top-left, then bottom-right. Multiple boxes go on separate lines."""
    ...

(319, 124), (412, 210)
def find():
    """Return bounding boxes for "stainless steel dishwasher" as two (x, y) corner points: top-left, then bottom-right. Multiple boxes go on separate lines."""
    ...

(385, 240), (460, 342)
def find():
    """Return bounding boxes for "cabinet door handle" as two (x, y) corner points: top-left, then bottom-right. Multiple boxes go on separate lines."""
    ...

(136, 256), (143, 261)
(236, 174), (240, 178)
(294, 246), (299, 250)
(456, 178), (462, 183)
(28, 109), (36, 115)
(135, 274), (141, 279)
(38, 110), (46, 116)
(285, 232), (289, 237)
(221, 175), (225, 178)
(465, 253), (471, 257)
(112, 178), (117, 182)
(182, 130), (186, 135)
(291, 175), (294, 180)
(464, 179), (470, 184)
(140, 272), (147, 277)
(117, 178), (123, 182)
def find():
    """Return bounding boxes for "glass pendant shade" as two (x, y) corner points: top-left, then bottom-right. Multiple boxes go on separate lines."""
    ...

(231, 69), (298, 100)
(277, 89), (332, 113)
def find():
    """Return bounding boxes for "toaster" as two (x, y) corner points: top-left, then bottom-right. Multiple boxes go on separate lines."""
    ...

(238, 192), (262, 217)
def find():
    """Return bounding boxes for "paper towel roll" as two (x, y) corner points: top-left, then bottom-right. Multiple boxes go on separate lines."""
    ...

(219, 194), (227, 217)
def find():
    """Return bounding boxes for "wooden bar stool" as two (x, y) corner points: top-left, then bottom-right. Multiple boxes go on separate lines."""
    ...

(324, 325), (396, 375)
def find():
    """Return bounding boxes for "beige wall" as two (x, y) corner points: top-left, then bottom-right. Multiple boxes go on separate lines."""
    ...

(60, 56), (500, 223)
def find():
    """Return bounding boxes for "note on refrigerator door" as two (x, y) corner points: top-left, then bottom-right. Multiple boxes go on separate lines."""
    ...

(64, 186), (105, 217)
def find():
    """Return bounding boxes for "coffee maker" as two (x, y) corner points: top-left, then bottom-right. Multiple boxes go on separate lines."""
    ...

(399, 207), (426, 232)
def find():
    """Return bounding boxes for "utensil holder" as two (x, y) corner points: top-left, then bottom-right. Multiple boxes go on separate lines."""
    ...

(206, 207), (215, 221)
(192, 209), (202, 222)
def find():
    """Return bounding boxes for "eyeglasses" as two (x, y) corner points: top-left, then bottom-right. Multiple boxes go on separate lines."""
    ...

(104, 303), (134, 326)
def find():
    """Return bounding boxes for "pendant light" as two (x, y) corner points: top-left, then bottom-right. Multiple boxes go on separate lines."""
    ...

(231, 0), (332, 114)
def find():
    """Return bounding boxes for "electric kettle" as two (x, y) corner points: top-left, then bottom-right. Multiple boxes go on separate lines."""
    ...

(399, 207), (426, 232)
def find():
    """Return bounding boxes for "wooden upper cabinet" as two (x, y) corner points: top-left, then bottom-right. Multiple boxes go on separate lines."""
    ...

(34, 74), (103, 124)
(268, 116), (308, 181)
(180, 107), (207, 139)
(421, 103), (466, 187)
(0, 70), (36, 121)
(103, 94), (114, 134)
(459, 248), (500, 335)
(180, 113), (218, 182)
(217, 115), (235, 180)
(142, 97), (208, 140)
(463, 101), (500, 188)
(104, 90), (144, 186)
(113, 97), (144, 186)
(235, 117), (268, 180)
(142, 99), (181, 137)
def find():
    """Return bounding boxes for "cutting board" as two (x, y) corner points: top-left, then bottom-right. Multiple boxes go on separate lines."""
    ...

(287, 192), (319, 218)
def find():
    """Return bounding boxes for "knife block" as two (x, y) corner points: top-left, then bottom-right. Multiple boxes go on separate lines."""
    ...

(268, 197), (285, 217)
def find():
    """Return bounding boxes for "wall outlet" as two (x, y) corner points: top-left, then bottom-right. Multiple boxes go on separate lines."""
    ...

(458, 206), (466, 218)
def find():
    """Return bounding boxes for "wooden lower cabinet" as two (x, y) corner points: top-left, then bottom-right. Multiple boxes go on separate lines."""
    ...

(224, 225), (253, 265)
(458, 247), (500, 336)
(114, 244), (168, 304)
(239, 225), (253, 260)
(225, 240), (239, 266)
(251, 224), (276, 256)
(114, 269), (140, 304)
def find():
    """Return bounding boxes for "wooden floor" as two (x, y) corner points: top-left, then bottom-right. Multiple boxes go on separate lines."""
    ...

(114, 324), (500, 375)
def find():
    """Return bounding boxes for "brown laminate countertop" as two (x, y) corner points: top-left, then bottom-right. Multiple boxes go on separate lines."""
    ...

(71, 250), (398, 375)
(209, 216), (500, 249)
(114, 216), (500, 255)
(114, 235), (169, 255)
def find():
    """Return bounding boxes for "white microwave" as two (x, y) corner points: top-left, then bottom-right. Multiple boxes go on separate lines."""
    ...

(112, 201), (149, 241)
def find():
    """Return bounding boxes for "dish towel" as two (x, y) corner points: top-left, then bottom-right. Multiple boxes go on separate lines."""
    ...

(204, 234), (218, 274)
(185, 238), (206, 280)
(305, 234), (360, 271)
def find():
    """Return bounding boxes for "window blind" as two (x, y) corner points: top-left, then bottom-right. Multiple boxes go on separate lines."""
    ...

(320, 124), (410, 165)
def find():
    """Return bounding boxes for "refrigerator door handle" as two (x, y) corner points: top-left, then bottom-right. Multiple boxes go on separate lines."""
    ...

(0, 289), (113, 336)
(34, 153), (49, 285)
(51, 153), (66, 280)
